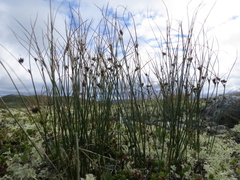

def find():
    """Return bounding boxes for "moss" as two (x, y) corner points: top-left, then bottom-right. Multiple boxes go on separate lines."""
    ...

(0, 155), (8, 177)
(1, 108), (240, 179)
(208, 173), (215, 180)
(0, 111), (37, 178)
(26, 129), (37, 136)
(112, 174), (126, 180)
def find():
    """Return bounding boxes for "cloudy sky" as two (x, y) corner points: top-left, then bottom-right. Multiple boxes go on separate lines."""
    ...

(0, 0), (240, 97)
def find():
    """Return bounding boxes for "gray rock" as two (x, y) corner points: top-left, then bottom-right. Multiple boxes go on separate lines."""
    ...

(227, 125), (240, 143)
(205, 125), (228, 135)
(204, 95), (240, 128)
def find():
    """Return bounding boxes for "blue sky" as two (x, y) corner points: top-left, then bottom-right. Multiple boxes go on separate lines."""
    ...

(0, 0), (240, 97)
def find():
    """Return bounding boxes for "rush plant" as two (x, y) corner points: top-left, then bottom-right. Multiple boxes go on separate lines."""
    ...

(0, 1), (232, 179)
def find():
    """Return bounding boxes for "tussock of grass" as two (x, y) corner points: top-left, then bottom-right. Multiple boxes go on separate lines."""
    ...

(0, 1), (237, 179)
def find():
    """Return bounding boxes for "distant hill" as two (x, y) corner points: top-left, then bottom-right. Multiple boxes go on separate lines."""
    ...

(0, 94), (30, 108)
(0, 94), (54, 109)
(226, 87), (240, 96)
(1, 90), (240, 109)
(0, 94), (79, 109)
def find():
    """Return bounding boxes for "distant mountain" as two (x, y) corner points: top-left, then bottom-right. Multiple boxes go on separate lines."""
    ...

(226, 87), (240, 96)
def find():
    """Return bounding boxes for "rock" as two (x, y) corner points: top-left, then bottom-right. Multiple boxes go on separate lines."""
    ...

(204, 95), (240, 128)
(227, 124), (240, 143)
(117, 94), (240, 136)
(205, 125), (228, 135)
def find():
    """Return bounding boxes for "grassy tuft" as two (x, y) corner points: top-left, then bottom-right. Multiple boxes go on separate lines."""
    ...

(0, 2), (235, 179)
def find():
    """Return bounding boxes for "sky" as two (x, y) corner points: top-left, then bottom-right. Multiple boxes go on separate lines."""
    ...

(0, 0), (240, 97)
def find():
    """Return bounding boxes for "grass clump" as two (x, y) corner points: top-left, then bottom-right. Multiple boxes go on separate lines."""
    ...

(0, 1), (235, 179)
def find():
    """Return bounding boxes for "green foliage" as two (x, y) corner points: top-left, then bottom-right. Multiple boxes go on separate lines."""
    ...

(179, 165), (191, 177)
(0, 114), (34, 178)
(208, 173), (215, 180)
(0, 155), (7, 177)
(151, 171), (167, 180)
(230, 158), (238, 166)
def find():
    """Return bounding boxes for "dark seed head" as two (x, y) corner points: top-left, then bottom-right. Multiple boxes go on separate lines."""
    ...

(221, 79), (227, 87)
(221, 79), (227, 84)
(84, 66), (90, 71)
(82, 81), (86, 87)
(31, 107), (40, 113)
(135, 67), (140, 71)
(101, 69), (105, 76)
(212, 78), (218, 85)
(120, 30), (123, 36)
(18, 58), (24, 64)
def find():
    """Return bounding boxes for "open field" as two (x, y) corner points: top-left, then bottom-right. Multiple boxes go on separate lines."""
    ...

(0, 95), (240, 179)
